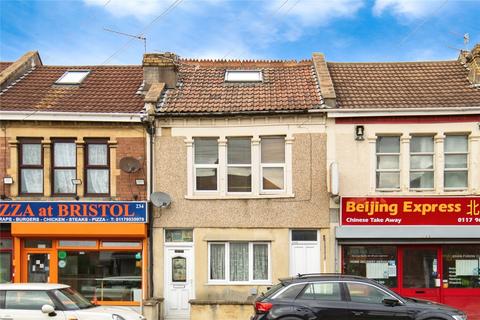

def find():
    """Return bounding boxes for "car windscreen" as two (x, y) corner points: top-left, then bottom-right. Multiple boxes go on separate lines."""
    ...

(53, 287), (95, 310)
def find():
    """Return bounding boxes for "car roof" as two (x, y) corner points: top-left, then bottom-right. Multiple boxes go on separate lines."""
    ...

(279, 274), (378, 285)
(0, 283), (70, 290)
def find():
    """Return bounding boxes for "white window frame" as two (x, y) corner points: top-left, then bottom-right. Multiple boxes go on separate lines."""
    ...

(444, 134), (469, 191)
(226, 137), (253, 194)
(193, 138), (220, 193)
(55, 70), (90, 84)
(409, 136), (435, 191)
(225, 70), (263, 83)
(207, 241), (271, 285)
(375, 135), (401, 191)
(187, 135), (292, 198)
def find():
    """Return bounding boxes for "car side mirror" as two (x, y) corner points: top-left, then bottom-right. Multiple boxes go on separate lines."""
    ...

(41, 304), (56, 316)
(382, 298), (401, 307)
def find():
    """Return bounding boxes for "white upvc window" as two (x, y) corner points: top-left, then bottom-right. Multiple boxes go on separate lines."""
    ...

(260, 136), (286, 193)
(194, 137), (219, 192)
(188, 135), (292, 198)
(376, 136), (401, 190)
(444, 135), (469, 190)
(409, 136), (434, 190)
(208, 242), (271, 284)
(227, 137), (252, 193)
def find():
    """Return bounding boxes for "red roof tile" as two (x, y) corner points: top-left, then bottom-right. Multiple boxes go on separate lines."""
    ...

(0, 62), (13, 73)
(159, 59), (322, 114)
(0, 65), (144, 114)
(327, 60), (480, 109)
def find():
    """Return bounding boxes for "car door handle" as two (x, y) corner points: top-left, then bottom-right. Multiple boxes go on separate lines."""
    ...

(352, 311), (364, 316)
(415, 290), (426, 294)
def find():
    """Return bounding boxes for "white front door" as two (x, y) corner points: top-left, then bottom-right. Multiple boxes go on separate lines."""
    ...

(164, 246), (194, 320)
(289, 230), (320, 276)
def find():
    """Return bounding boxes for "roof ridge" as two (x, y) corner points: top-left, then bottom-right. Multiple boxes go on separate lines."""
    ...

(39, 65), (142, 68)
(179, 58), (312, 67)
(327, 60), (458, 65)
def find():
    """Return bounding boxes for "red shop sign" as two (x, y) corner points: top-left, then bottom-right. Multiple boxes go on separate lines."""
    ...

(341, 197), (480, 226)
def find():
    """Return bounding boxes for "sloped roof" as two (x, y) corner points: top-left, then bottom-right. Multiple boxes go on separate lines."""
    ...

(327, 60), (480, 109)
(0, 62), (13, 73)
(159, 59), (322, 114)
(0, 65), (144, 114)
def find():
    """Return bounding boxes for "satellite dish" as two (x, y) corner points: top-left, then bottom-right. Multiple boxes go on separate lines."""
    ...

(151, 192), (172, 208)
(119, 157), (141, 173)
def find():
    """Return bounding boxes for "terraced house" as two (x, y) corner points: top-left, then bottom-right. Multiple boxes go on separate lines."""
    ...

(326, 44), (480, 319)
(142, 53), (334, 320)
(0, 51), (150, 309)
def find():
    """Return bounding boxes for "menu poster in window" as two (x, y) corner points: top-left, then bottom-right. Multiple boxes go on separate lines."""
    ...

(455, 259), (479, 276)
(366, 262), (389, 279)
(172, 257), (187, 282)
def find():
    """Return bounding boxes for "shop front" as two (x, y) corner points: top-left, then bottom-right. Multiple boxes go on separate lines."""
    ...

(0, 223), (13, 283)
(1, 201), (148, 307)
(338, 196), (480, 320)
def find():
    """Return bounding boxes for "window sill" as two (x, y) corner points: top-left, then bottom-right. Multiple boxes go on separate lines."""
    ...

(206, 282), (272, 286)
(186, 194), (294, 200)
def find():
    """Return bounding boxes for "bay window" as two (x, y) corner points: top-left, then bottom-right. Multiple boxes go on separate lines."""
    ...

(409, 136), (434, 189)
(85, 140), (109, 195)
(52, 140), (77, 195)
(376, 136), (400, 190)
(19, 138), (43, 195)
(209, 242), (270, 283)
(444, 135), (468, 189)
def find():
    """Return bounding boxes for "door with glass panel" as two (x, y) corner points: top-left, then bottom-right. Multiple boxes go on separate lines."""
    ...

(399, 246), (441, 303)
(290, 230), (320, 276)
(26, 252), (51, 283)
(164, 246), (194, 320)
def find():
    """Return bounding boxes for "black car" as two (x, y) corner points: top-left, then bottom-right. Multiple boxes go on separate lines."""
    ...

(252, 274), (467, 320)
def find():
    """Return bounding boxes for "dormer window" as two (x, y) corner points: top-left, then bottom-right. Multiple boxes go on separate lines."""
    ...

(225, 70), (263, 82)
(55, 70), (90, 84)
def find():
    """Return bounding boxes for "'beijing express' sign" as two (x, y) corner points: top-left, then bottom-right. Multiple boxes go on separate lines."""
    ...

(341, 197), (480, 226)
(0, 201), (147, 223)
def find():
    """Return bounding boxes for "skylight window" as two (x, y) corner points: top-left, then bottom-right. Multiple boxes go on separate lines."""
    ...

(55, 70), (90, 84)
(225, 70), (263, 82)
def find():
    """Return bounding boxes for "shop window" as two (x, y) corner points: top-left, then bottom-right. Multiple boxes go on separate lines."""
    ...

(52, 140), (77, 195)
(58, 240), (97, 247)
(5, 290), (55, 310)
(165, 229), (193, 242)
(0, 252), (11, 283)
(101, 241), (141, 248)
(227, 137), (252, 192)
(24, 239), (52, 248)
(409, 136), (434, 189)
(208, 242), (270, 284)
(298, 282), (341, 301)
(58, 251), (142, 302)
(194, 138), (219, 191)
(19, 138), (43, 195)
(444, 135), (468, 189)
(0, 238), (12, 249)
(343, 246), (398, 288)
(85, 140), (109, 196)
(376, 136), (400, 190)
(346, 282), (392, 304)
(443, 245), (480, 288)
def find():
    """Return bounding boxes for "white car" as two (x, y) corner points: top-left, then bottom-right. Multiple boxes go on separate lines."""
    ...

(0, 283), (145, 320)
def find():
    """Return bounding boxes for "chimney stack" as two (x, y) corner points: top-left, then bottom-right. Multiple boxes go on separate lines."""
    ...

(142, 52), (178, 90)
(459, 44), (480, 86)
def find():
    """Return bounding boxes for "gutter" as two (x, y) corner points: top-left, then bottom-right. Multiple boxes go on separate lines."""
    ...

(156, 107), (323, 117)
(0, 111), (143, 122)
(308, 106), (480, 118)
